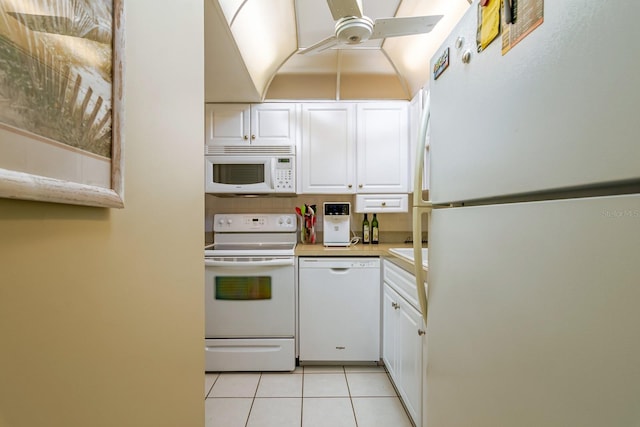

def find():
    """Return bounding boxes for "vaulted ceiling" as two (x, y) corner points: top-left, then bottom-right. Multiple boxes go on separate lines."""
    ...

(205, 0), (470, 102)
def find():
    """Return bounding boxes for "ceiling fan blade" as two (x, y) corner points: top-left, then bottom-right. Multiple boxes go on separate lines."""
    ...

(298, 35), (339, 55)
(326, 0), (363, 21)
(370, 15), (443, 39)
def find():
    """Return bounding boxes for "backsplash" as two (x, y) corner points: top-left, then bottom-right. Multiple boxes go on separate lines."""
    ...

(205, 194), (427, 245)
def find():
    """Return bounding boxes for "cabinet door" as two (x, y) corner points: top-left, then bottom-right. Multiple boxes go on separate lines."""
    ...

(397, 298), (424, 427)
(301, 104), (356, 193)
(250, 103), (297, 145)
(383, 272), (425, 427)
(356, 103), (409, 193)
(382, 284), (399, 380)
(205, 104), (250, 145)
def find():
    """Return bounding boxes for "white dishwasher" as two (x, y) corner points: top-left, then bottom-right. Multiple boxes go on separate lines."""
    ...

(298, 257), (381, 363)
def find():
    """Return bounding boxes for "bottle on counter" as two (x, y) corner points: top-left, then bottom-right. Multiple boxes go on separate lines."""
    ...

(362, 213), (370, 244)
(371, 213), (379, 244)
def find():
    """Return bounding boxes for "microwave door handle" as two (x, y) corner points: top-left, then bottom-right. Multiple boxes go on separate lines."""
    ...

(204, 258), (294, 267)
(269, 158), (276, 190)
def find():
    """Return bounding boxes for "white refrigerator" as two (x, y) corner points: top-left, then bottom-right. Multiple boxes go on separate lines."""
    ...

(413, 1), (640, 426)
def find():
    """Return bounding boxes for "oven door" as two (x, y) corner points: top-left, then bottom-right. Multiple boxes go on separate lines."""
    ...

(204, 256), (295, 338)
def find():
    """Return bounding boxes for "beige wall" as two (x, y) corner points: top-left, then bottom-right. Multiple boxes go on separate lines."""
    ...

(205, 194), (421, 245)
(0, 1), (204, 426)
(265, 74), (408, 100)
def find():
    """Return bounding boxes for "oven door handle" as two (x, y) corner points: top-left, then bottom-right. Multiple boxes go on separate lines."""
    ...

(204, 258), (294, 267)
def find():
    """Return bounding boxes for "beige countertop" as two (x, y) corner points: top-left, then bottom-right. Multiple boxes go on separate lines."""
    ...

(295, 242), (412, 257)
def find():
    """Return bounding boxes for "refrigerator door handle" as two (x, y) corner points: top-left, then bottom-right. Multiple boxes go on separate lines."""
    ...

(413, 206), (430, 326)
(413, 92), (431, 208)
(413, 92), (433, 326)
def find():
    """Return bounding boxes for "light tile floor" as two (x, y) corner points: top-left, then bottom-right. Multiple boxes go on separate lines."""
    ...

(205, 365), (414, 427)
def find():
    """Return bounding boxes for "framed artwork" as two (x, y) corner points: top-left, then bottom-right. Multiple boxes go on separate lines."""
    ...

(0, 0), (124, 208)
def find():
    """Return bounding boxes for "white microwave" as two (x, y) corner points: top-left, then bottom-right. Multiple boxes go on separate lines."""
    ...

(205, 145), (296, 194)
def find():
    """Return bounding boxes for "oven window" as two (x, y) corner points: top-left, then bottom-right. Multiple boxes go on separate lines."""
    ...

(212, 164), (265, 185)
(215, 276), (272, 300)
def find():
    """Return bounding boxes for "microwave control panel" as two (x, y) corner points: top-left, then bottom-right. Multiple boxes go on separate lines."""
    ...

(274, 157), (295, 192)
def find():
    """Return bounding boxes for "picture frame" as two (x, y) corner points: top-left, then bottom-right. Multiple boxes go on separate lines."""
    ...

(0, 0), (124, 208)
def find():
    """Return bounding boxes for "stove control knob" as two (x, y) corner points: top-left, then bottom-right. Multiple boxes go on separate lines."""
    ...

(227, 219), (233, 225)
(218, 218), (225, 225)
(286, 217), (292, 225)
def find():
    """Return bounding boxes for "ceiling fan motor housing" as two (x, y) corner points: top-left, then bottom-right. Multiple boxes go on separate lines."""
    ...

(335, 16), (374, 44)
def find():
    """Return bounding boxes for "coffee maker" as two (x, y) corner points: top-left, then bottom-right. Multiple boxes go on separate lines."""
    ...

(323, 202), (351, 246)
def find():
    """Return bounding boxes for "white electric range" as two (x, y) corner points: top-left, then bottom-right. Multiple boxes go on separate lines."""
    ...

(204, 213), (297, 372)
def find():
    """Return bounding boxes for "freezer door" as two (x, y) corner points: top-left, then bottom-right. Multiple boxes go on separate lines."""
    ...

(426, 194), (640, 427)
(429, 0), (640, 203)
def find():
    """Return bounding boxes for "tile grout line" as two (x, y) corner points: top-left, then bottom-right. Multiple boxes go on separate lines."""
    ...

(243, 372), (262, 427)
(299, 370), (306, 426)
(204, 373), (219, 399)
(344, 366), (361, 427)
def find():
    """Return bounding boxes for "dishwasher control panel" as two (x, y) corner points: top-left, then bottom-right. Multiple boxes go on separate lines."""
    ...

(298, 258), (380, 269)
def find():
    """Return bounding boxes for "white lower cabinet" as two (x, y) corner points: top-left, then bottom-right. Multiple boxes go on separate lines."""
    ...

(383, 260), (425, 427)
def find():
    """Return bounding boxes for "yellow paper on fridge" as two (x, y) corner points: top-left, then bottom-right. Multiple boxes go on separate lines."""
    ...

(477, 0), (500, 52)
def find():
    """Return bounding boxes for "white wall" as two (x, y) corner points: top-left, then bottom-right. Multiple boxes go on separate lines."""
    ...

(0, 1), (205, 426)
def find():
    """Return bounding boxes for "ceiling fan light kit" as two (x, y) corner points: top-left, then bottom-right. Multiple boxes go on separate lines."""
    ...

(335, 16), (374, 44)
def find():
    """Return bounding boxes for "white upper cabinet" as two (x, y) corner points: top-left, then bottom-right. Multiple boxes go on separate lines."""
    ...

(251, 104), (297, 145)
(356, 102), (408, 193)
(300, 103), (356, 194)
(205, 104), (249, 145)
(205, 103), (297, 146)
(300, 102), (409, 194)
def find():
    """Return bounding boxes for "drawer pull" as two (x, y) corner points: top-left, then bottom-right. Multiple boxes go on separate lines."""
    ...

(417, 329), (426, 336)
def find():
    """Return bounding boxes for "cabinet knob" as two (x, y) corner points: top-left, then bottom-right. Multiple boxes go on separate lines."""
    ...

(358, 184), (363, 188)
(418, 329), (426, 336)
(243, 135), (248, 140)
(381, 202), (386, 207)
(251, 134), (256, 140)
(348, 184), (353, 188)
(391, 302), (400, 310)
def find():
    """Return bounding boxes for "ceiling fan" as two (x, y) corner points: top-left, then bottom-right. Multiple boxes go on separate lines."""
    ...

(298, 0), (443, 55)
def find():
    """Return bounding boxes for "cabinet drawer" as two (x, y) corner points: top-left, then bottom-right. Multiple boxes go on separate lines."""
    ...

(383, 259), (422, 312)
(355, 194), (408, 213)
